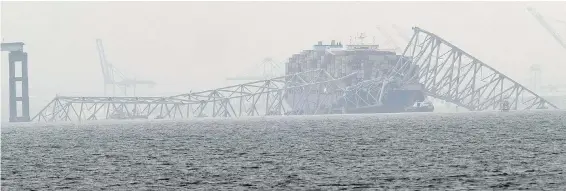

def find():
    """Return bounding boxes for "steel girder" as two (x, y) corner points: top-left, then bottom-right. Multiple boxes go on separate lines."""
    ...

(168, 69), (353, 117)
(32, 69), (353, 122)
(390, 27), (558, 111)
(340, 77), (391, 108)
(31, 96), (191, 122)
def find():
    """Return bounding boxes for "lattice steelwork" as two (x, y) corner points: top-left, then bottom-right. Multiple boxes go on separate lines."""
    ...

(32, 69), (353, 122)
(168, 69), (352, 117)
(390, 27), (558, 111)
(31, 97), (189, 122)
(31, 26), (559, 123)
(340, 77), (389, 108)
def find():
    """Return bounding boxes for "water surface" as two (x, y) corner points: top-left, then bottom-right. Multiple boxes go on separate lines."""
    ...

(2, 111), (566, 190)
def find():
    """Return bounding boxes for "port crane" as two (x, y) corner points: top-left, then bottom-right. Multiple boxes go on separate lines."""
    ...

(376, 25), (403, 53)
(96, 39), (155, 96)
(225, 57), (284, 81)
(391, 24), (412, 43)
(526, 7), (566, 94)
(527, 7), (566, 50)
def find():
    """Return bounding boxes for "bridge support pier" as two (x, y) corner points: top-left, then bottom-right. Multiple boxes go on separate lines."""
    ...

(2, 42), (30, 122)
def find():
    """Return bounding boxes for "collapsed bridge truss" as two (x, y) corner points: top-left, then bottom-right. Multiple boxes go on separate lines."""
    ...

(31, 27), (559, 122)
(389, 27), (558, 111)
(32, 69), (353, 122)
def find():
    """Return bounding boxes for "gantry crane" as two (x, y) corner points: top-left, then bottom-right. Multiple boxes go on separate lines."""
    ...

(526, 7), (566, 95)
(527, 7), (566, 50)
(391, 24), (412, 43)
(225, 57), (284, 81)
(96, 39), (155, 96)
(376, 25), (403, 53)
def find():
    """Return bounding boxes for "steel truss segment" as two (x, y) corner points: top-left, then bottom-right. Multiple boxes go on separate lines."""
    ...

(169, 69), (351, 117)
(31, 96), (189, 122)
(341, 77), (390, 109)
(33, 69), (353, 122)
(169, 69), (342, 101)
(393, 27), (558, 111)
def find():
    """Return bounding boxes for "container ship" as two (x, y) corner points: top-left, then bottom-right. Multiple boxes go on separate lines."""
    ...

(284, 39), (434, 114)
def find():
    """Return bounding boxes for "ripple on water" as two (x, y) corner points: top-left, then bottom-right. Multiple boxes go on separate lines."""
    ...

(2, 110), (566, 190)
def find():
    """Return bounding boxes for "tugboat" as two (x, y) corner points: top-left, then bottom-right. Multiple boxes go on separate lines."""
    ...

(405, 100), (435, 112)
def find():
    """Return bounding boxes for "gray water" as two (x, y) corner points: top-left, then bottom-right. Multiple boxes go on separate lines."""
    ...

(2, 111), (566, 190)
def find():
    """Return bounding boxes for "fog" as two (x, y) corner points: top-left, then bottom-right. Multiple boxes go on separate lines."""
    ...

(2, 1), (565, 121)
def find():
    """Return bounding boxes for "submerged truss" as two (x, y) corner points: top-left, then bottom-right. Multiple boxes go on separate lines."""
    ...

(390, 27), (558, 110)
(32, 69), (353, 122)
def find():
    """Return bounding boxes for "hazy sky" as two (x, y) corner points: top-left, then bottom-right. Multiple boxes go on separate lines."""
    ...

(1, 1), (566, 120)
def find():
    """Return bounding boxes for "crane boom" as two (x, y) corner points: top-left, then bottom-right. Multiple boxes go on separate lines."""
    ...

(391, 24), (411, 42)
(527, 7), (566, 50)
(96, 39), (113, 84)
(95, 39), (156, 96)
(376, 25), (402, 52)
(225, 57), (283, 82)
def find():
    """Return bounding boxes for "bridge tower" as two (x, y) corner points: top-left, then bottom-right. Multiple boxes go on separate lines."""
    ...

(1, 42), (30, 122)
